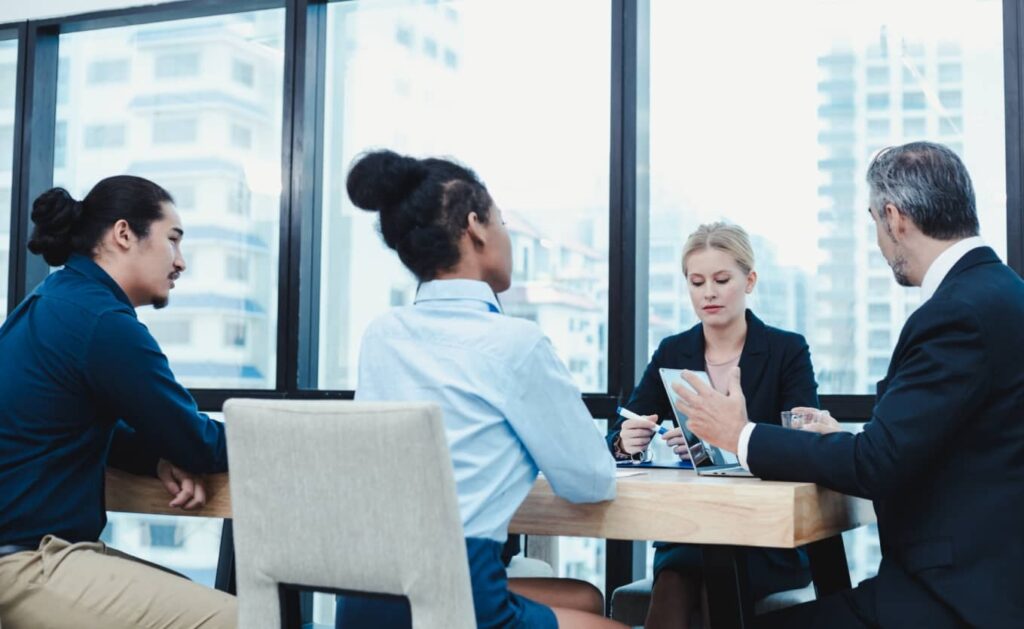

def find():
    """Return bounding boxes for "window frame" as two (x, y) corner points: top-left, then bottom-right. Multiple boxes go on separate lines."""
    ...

(0, 25), (21, 321)
(15, 0), (991, 417)
(4, 0), (1024, 608)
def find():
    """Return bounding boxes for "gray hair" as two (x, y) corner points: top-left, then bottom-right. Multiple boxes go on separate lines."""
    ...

(866, 141), (979, 239)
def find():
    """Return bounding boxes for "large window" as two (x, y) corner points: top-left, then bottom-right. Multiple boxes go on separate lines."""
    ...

(54, 10), (286, 389)
(308, 0), (613, 606)
(315, 0), (611, 396)
(644, 0), (1005, 584)
(0, 38), (14, 317)
(2, 0), (1021, 612)
(644, 0), (1005, 393)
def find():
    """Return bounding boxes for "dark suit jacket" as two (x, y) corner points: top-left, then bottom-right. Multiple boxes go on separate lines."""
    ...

(750, 247), (1024, 627)
(608, 310), (819, 577)
(609, 309), (820, 446)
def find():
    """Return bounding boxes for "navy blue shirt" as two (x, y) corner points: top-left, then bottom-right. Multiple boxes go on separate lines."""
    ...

(0, 254), (227, 547)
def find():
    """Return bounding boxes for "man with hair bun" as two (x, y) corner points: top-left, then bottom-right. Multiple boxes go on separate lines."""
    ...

(0, 175), (235, 628)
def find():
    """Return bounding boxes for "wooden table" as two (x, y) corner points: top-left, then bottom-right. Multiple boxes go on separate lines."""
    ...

(510, 469), (874, 627)
(106, 468), (875, 628)
(106, 469), (232, 518)
(510, 469), (873, 549)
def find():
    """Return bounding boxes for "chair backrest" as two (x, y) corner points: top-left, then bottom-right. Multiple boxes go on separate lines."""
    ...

(224, 399), (475, 629)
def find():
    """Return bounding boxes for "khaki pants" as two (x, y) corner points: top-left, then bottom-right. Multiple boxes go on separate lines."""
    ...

(0, 535), (236, 629)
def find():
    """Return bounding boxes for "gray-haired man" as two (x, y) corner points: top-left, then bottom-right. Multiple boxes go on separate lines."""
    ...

(675, 142), (1024, 628)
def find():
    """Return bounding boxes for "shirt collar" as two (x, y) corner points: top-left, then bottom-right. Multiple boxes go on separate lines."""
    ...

(920, 236), (987, 302)
(64, 254), (135, 310)
(414, 279), (502, 313)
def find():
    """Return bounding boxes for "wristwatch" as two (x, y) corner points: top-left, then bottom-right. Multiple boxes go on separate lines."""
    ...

(614, 436), (653, 463)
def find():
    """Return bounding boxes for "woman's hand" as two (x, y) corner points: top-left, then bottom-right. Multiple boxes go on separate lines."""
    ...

(662, 426), (691, 460)
(619, 414), (660, 454)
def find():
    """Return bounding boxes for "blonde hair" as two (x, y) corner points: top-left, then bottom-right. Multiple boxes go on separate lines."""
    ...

(681, 222), (755, 275)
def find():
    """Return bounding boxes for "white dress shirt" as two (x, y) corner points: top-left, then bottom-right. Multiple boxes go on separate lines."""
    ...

(737, 236), (988, 471)
(355, 279), (616, 541)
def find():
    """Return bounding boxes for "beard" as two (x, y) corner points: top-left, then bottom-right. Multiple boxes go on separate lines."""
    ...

(153, 296), (169, 309)
(880, 224), (912, 286)
(890, 253), (912, 287)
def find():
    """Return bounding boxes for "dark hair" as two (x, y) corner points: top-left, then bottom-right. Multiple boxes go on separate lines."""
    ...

(346, 149), (493, 280)
(28, 175), (174, 266)
(866, 141), (979, 239)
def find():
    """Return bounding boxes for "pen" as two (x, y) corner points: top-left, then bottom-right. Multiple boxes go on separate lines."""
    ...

(617, 406), (668, 435)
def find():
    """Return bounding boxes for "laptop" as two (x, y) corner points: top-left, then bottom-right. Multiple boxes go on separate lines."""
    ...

(658, 368), (755, 478)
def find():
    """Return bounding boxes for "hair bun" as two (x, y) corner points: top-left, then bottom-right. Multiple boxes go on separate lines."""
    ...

(346, 149), (426, 211)
(27, 187), (83, 266)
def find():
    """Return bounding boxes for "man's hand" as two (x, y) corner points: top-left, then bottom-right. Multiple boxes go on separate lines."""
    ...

(619, 414), (661, 455)
(672, 367), (750, 453)
(156, 459), (207, 510)
(791, 407), (843, 435)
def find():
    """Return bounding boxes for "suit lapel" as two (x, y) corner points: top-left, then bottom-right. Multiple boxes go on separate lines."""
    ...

(738, 310), (770, 395)
(672, 322), (708, 371)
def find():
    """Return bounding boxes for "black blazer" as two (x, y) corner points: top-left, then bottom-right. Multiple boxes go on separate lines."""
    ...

(609, 309), (820, 447)
(750, 247), (1024, 627)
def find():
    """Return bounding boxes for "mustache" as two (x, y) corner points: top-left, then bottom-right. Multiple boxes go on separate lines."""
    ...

(169, 272), (181, 281)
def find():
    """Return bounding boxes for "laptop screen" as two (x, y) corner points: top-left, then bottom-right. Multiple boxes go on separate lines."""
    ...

(658, 368), (728, 467)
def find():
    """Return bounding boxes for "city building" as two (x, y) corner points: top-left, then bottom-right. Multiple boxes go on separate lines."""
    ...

(54, 12), (284, 390)
(815, 30), (975, 394)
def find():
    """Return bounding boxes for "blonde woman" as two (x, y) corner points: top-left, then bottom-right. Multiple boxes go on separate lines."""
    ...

(608, 222), (818, 629)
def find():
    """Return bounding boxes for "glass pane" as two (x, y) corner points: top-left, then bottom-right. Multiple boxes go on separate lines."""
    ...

(645, 0), (1004, 581)
(54, 10), (286, 389)
(0, 39), (16, 316)
(317, 0), (611, 394)
(645, 0), (1004, 393)
(100, 514), (223, 587)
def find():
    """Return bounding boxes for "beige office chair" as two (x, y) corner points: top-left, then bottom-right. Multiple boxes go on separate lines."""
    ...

(224, 399), (475, 629)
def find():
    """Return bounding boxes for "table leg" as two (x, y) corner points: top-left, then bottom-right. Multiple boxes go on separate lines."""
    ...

(278, 585), (303, 629)
(605, 539), (647, 616)
(806, 534), (851, 597)
(701, 545), (754, 629)
(214, 519), (236, 594)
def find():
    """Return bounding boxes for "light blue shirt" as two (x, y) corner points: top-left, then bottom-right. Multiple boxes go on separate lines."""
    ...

(356, 279), (616, 542)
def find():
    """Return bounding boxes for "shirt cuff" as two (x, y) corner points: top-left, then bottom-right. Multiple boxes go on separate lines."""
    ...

(737, 422), (757, 471)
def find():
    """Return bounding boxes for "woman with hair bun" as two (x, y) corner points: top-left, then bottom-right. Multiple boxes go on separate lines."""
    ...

(0, 175), (234, 628)
(337, 150), (625, 629)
